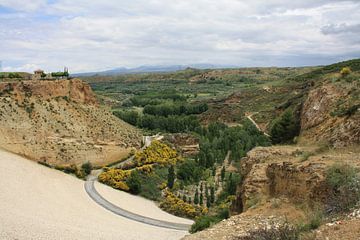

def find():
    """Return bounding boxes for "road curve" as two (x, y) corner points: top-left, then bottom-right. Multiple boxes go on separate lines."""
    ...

(84, 178), (191, 231)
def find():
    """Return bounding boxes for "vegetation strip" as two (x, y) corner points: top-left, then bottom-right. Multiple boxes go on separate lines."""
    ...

(84, 177), (191, 231)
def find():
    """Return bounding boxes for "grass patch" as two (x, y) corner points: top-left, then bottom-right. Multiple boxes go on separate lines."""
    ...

(325, 163), (360, 212)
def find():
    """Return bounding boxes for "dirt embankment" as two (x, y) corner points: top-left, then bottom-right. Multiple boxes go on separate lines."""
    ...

(0, 79), (142, 166)
(0, 79), (98, 105)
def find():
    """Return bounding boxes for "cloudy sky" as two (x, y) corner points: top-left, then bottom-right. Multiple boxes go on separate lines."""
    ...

(0, 0), (359, 73)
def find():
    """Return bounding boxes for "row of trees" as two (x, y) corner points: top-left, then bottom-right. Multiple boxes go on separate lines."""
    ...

(196, 121), (270, 169)
(0, 73), (22, 79)
(113, 110), (201, 133)
(143, 103), (208, 117)
(129, 93), (187, 107)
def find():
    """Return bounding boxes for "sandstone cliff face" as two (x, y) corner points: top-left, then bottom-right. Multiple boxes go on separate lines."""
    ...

(233, 146), (325, 213)
(0, 79), (142, 166)
(300, 82), (360, 147)
(0, 79), (98, 105)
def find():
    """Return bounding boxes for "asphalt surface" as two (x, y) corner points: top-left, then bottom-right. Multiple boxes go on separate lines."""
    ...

(84, 177), (191, 231)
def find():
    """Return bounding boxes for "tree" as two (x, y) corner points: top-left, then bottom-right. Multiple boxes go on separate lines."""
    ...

(167, 165), (175, 189)
(206, 197), (211, 208)
(200, 192), (203, 205)
(188, 197), (192, 204)
(221, 166), (226, 182)
(81, 161), (92, 175)
(210, 186), (215, 203)
(200, 182), (203, 193)
(194, 189), (199, 205)
(182, 195), (187, 202)
(177, 159), (203, 183)
(212, 167), (216, 176)
(270, 110), (300, 144)
(126, 170), (142, 194)
(225, 173), (239, 195)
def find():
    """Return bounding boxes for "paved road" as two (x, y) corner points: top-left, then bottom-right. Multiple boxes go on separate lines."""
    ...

(84, 177), (191, 231)
(84, 134), (191, 231)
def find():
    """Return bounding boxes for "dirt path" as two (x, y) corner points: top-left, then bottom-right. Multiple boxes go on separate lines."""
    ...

(246, 112), (270, 137)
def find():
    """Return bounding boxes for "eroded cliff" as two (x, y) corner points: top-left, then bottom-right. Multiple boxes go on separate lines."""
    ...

(0, 79), (142, 166)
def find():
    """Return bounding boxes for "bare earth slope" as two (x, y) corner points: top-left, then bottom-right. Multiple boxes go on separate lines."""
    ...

(0, 79), (142, 166)
(0, 149), (191, 240)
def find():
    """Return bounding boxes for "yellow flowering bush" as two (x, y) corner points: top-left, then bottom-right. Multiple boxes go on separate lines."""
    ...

(340, 67), (351, 77)
(98, 168), (132, 191)
(136, 164), (153, 173)
(159, 190), (204, 219)
(134, 140), (180, 167)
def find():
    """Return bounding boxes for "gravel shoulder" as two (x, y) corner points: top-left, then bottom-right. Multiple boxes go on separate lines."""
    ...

(0, 149), (191, 240)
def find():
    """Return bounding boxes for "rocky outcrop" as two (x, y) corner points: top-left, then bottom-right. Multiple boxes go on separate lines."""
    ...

(0, 79), (141, 166)
(301, 84), (343, 130)
(0, 79), (98, 105)
(300, 83), (360, 147)
(236, 144), (360, 213)
(267, 162), (326, 203)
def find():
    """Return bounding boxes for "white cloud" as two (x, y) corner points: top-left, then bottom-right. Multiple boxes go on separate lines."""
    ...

(0, 0), (359, 72)
(0, 0), (47, 12)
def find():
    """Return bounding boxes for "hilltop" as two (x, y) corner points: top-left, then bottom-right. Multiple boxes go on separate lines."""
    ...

(0, 78), (142, 166)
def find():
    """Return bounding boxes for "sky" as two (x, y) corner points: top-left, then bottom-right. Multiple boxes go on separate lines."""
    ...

(0, 0), (359, 73)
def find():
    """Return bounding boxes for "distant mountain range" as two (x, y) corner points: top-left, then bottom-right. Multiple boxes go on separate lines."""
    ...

(72, 64), (237, 77)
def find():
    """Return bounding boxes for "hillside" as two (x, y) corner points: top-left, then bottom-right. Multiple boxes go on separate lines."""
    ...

(182, 60), (360, 239)
(0, 78), (142, 166)
(83, 59), (360, 239)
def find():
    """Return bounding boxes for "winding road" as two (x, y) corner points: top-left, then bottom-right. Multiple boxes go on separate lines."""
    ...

(84, 134), (192, 231)
(85, 176), (191, 231)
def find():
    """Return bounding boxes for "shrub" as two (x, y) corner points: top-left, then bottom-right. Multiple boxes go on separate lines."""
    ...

(126, 170), (142, 194)
(298, 210), (323, 232)
(325, 164), (360, 212)
(191, 204), (230, 233)
(134, 140), (180, 166)
(138, 167), (168, 200)
(340, 67), (351, 77)
(98, 168), (131, 191)
(159, 190), (205, 219)
(54, 164), (87, 179)
(135, 164), (153, 173)
(139, 175), (162, 200)
(190, 215), (221, 233)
